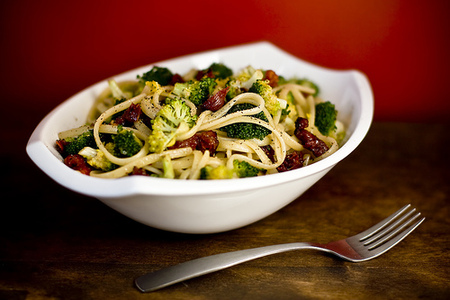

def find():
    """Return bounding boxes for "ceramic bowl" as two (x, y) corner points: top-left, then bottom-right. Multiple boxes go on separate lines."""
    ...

(26, 41), (373, 234)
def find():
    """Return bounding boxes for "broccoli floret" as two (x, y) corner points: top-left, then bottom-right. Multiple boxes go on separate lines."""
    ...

(63, 130), (97, 156)
(148, 127), (176, 154)
(237, 67), (264, 90)
(205, 62), (233, 79)
(113, 127), (143, 157)
(79, 147), (117, 171)
(277, 75), (288, 85)
(158, 98), (198, 128)
(104, 142), (117, 155)
(137, 66), (174, 86)
(233, 160), (262, 178)
(200, 160), (262, 180)
(200, 165), (233, 180)
(315, 101), (337, 136)
(224, 78), (242, 100)
(249, 79), (281, 116)
(148, 98), (198, 153)
(221, 103), (271, 140)
(162, 155), (175, 179)
(145, 80), (165, 95)
(172, 77), (217, 106)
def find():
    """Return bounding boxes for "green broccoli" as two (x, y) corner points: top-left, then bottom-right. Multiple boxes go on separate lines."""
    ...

(277, 75), (288, 85)
(315, 101), (337, 136)
(158, 98), (198, 128)
(145, 80), (165, 95)
(233, 160), (262, 178)
(78, 147), (117, 171)
(221, 103), (271, 140)
(113, 127), (143, 157)
(172, 76), (217, 106)
(249, 79), (281, 116)
(200, 165), (233, 180)
(205, 62), (233, 79)
(137, 66), (174, 86)
(162, 155), (175, 179)
(200, 160), (262, 180)
(224, 78), (242, 100)
(148, 98), (198, 153)
(235, 66), (263, 89)
(62, 129), (97, 156)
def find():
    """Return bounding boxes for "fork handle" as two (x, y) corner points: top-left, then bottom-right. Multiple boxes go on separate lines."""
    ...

(135, 242), (319, 292)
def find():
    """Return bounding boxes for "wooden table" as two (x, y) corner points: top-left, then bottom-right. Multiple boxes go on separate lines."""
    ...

(1, 122), (449, 299)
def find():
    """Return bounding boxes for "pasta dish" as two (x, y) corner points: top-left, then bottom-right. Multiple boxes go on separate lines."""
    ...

(56, 63), (345, 180)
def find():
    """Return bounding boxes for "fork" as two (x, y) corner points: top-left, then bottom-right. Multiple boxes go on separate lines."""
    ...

(135, 204), (424, 292)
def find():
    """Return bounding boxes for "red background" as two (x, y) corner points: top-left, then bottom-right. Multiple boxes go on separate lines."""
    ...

(1, 0), (449, 124)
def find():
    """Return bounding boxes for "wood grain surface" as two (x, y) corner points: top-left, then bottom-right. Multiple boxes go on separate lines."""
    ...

(1, 122), (449, 300)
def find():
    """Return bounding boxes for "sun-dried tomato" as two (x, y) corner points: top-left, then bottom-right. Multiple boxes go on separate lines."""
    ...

(202, 87), (230, 112)
(169, 134), (199, 151)
(261, 145), (275, 163)
(277, 151), (304, 173)
(170, 73), (184, 85)
(130, 167), (148, 176)
(196, 131), (219, 155)
(55, 139), (69, 155)
(115, 103), (142, 125)
(63, 154), (92, 175)
(169, 130), (219, 155)
(263, 70), (279, 87)
(294, 117), (329, 157)
(195, 69), (214, 80)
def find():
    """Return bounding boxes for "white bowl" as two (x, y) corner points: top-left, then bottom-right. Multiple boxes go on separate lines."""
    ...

(26, 41), (373, 234)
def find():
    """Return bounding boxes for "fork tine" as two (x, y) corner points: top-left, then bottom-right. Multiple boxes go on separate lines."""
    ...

(363, 208), (417, 245)
(366, 212), (422, 249)
(365, 216), (425, 257)
(357, 204), (412, 241)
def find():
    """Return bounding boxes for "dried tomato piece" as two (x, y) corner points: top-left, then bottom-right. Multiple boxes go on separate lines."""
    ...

(277, 151), (304, 173)
(195, 69), (214, 80)
(295, 117), (309, 131)
(202, 87), (229, 112)
(263, 70), (279, 87)
(170, 73), (184, 85)
(196, 131), (219, 155)
(130, 167), (148, 176)
(261, 145), (275, 163)
(169, 131), (219, 155)
(56, 139), (69, 155)
(294, 117), (329, 157)
(170, 135), (199, 151)
(63, 154), (92, 175)
(115, 103), (142, 125)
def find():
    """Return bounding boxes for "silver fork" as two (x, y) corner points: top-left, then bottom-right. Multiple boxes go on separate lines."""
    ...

(135, 204), (424, 292)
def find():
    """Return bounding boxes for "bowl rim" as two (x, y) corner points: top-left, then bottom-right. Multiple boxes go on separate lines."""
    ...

(26, 41), (374, 198)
